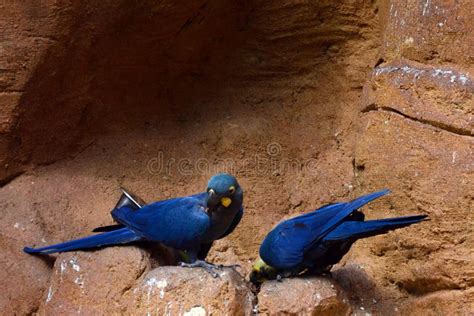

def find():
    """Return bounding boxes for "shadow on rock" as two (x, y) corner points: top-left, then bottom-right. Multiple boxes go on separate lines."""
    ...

(333, 263), (398, 314)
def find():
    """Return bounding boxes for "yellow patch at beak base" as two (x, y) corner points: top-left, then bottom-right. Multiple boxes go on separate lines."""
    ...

(250, 257), (277, 283)
(253, 257), (267, 272)
(220, 197), (232, 207)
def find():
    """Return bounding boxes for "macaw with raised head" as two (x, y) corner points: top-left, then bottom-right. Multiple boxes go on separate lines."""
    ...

(24, 173), (243, 276)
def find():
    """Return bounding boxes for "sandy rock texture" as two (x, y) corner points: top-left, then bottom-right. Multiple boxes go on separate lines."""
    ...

(0, 0), (472, 314)
(346, 0), (473, 314)
(40, 248), (149, 315)
(257, 276), (351, 315)
(131, 267), (255, 315)
(40, 251), (254, 315)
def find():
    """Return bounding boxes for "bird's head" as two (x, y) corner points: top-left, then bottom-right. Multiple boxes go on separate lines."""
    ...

(206, 173), (243, 210)
(249, 257), (278, 284)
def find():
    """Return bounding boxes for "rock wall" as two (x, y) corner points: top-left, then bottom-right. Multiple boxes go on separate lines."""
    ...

(349, 1), (473, 314)
(0, 0), (472, 315)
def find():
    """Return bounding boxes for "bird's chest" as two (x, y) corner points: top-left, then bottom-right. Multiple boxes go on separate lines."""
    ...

(203, 210), (236, 242)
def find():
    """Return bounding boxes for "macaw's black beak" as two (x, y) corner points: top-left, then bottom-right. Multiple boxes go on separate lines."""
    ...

(250, 269), (268, 285)
(249, 270), (259, 285)
(206, 189), (220, 208)
(206, 189), (233, 211)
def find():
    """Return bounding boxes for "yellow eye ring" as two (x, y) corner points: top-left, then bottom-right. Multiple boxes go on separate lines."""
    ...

(228, 186), (235, 194)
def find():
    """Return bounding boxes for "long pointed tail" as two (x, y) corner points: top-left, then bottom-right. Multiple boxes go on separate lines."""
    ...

(325, 215), (428, 241)
(317, 189), (391, 241)
(24, 228), (141, 255)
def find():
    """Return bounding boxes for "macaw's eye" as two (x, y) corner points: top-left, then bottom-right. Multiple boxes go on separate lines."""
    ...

(228, 186), (235, 194)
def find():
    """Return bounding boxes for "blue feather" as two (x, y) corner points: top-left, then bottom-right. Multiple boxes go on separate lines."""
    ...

(111, 193), (210, 250)
(24, 174), (244, 261)
(325, 215), (428, 241)
(305, 189), (390, 248)
(23, 194), (211, 254)
(23, 228), (140, 254)
(259, 189), (424, 271)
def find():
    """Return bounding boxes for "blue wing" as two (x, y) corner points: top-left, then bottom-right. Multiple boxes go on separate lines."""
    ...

(197, 207), (244, 260)
(219, 206), (243, 239)
(111, 193), (210, 250)
(324, 215), (427, 241)
(260, 190), (390, 269)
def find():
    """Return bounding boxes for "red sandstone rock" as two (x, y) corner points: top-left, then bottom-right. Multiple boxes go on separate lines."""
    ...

(364, 60), (473, 135)
(400, 289), (474, 316)
(381, 0), (473, 66)
(38, 247), (149, 315)
(130, 267), (255, 315)
(0, 0), (472, 314)
(36, 249), (254, 314)
(257, 276), (351, 316)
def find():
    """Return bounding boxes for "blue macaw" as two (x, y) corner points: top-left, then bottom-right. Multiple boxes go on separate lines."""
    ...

(250, 190), (428, 283)
(24, 173), (244, 275)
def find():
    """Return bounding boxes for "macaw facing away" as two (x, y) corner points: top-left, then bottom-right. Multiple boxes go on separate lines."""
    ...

(250, 190), (428, 283)
(24, 173), (244, 276)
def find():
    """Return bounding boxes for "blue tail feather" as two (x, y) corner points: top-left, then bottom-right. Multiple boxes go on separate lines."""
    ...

(315, 189), (391, 242)
(23, 228), (141, 255)
(325, 215), (428, 241)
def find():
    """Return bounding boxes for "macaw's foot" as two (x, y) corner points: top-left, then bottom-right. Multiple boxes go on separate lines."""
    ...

(276, 269), (298, 282)
(179, 260), (222, 278)
(307, 264), (333, 276)
(218, 263), (241, 271)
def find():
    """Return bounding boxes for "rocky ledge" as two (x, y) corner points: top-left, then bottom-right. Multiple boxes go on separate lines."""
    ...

(29, 247), (357, 315)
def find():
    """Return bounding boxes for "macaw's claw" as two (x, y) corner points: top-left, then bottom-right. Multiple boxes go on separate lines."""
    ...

(218, 263), (241, 271)
(179, 260), (221, 278)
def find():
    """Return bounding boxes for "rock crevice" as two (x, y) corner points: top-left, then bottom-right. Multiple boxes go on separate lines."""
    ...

(362, 104), (474, 137)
